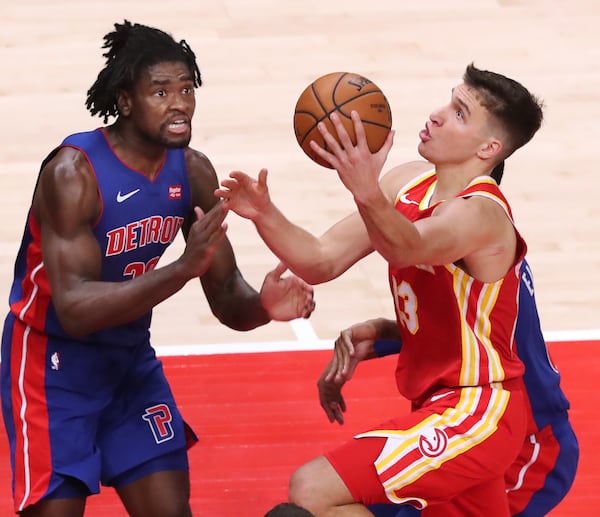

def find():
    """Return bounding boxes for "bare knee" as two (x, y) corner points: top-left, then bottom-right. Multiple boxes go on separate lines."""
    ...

(289, 461), (316, 506)
(289, 456), (353, 512)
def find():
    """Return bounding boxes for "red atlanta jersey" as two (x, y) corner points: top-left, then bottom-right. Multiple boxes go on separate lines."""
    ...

(389, 169), (527, 404)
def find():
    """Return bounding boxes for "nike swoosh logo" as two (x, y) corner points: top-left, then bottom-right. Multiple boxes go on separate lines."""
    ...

(399, 193), (419, 206)
(116, 189), (141, 203)
(430, 390), (455, 403)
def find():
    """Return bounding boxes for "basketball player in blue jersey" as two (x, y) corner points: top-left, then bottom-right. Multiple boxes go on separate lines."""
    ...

(319, 258), (578, 517)
(0, 20), (315, 516)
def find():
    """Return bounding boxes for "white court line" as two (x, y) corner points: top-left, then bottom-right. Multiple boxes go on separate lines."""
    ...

(289, 318), (321, 345)
(543, 329), (600, 342)
(153, 322), (600, 357)
(154, 339), (335, 357)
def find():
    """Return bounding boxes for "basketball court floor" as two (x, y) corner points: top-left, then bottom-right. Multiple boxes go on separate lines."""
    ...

(1, 0), (599, 515)
(1, 334), (596, 516)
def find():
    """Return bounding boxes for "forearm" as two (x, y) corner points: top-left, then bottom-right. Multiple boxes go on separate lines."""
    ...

(204, 270), (271, 331)
(344, 318), (400, 362)
(355, 190), (421, 269)
(368, 318), (402, 358)
(215, 294), (271, 331)
(54, 260), (192, 337)
(369, 317), (400, 340)
(253, 202), (338, 284)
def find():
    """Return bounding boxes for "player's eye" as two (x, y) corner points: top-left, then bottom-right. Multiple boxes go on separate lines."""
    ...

(155, 89), (166, 97)
(456, 109), (464, 120)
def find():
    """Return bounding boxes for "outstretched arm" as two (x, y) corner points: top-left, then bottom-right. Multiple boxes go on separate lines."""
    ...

(186, 150), (315, 330)
(215, 168), (373, 284)
(312, 112), (515, 276)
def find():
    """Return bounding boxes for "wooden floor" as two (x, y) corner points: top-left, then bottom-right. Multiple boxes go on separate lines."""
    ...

(0, 0), (599, 515)
(1, 0), (599, 346)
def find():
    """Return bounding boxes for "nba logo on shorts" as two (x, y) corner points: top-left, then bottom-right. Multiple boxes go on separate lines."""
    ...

(142, 404), (175, 444)
(418, 427), (448, 458)
(50, 352), (60, 371)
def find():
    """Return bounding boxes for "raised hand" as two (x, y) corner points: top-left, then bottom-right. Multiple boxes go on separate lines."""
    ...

(310, 111), (394, 202)
(215, 168), (271, 221)
(259, 262), (316, 321)
(180, 204), (228, 279)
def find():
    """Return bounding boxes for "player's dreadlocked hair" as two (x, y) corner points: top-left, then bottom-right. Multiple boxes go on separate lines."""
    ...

(86, 20), (202, 123)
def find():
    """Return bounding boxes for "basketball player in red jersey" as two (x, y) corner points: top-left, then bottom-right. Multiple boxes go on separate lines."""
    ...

(216, 64), (544, 516)
(323, 261), (578, 517)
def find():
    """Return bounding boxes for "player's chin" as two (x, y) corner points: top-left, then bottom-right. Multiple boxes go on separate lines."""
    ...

(416, 141), (432, 160)
(162, 133), (192, 149)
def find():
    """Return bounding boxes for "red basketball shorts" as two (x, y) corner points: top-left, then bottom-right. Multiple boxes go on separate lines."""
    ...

(326, 381), (528, 516)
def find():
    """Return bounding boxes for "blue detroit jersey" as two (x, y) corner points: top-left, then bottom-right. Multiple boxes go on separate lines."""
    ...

(8, 128), (192, 347)
(516, 261), (571, 431)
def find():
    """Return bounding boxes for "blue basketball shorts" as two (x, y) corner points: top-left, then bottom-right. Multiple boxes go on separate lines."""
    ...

(1, 312), (197, 512)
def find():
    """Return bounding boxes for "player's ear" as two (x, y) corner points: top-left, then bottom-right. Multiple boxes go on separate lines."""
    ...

(478, 138), (502, 161)
(116, 89), (132, 117)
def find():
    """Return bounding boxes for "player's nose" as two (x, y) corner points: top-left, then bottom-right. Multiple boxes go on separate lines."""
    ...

(429, 108), (443, 126)
(170, 91), (194, 113)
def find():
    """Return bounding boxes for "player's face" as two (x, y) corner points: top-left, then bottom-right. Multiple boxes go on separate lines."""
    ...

(417, 83), (493, 165)
(126, 61), (196, 148)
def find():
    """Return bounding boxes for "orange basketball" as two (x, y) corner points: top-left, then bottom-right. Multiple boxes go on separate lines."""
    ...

(293, 71), (392, 168)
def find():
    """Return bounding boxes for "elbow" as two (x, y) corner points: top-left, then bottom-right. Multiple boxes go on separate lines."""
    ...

(292, 271), (326, 285)
(58, 317), (92, 338)
(380, 235), (424, 270)
(55, 304), (96, 337)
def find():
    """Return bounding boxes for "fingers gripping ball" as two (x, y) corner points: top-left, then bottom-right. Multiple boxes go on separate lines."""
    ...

(293, 72), (393, 168)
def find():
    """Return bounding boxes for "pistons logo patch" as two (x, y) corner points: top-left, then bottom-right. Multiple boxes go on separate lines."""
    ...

(142, 404), (175, 444)
(418, 427), (448, 458)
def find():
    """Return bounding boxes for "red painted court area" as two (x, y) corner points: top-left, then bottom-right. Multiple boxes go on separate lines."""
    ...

(0, 340), (596, 516)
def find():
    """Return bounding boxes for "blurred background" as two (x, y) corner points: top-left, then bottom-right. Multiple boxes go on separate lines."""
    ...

(1, 0), (598, 345)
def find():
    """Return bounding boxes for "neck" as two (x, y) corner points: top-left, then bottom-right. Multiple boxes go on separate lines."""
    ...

(431, 160), (492, 203)
(104, 124), (166, 179)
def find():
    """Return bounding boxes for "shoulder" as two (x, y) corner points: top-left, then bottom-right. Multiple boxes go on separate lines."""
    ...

(34, 146), (99, 223)
(41, 146), (95, 184)
(459, 177), (512, 220)
(184, 147), (218, 181)
(379, 160), (433, 201)
(183, 147), (220, 210)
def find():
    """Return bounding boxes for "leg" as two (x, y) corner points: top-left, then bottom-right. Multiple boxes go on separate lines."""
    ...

(116, 470), (191, 517)
(2, 318), (103, 513)
(18, 476), (90, 517)
(289, 456), (375, 516)
(506, 420), (579, 517)
(19, 498), (86, 517)
(297, 385), (526, 515)
(98, 343), (198, 516)
(422, 477), (510, 517)
(111, 447), (191, 517)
